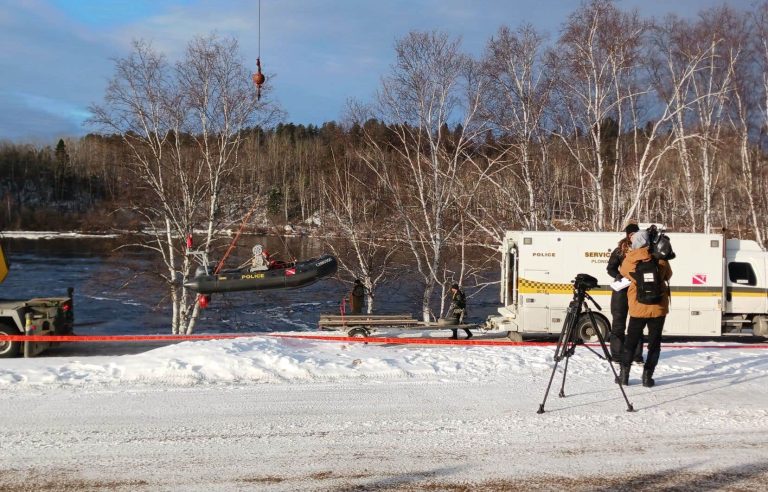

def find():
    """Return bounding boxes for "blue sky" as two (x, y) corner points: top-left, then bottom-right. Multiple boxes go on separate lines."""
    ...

(0, 0), (753, 142)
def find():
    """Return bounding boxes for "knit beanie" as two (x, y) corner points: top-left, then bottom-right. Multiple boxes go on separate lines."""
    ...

(631, 230), (649, 249)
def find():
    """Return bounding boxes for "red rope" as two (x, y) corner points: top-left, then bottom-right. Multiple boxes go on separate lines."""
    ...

(2, 332), (768, 349)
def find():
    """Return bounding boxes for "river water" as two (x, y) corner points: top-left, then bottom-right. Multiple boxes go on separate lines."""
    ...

(1, 236), (501, 335)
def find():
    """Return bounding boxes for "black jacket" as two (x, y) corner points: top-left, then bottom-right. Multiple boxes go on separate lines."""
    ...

(450, 289), (466, 310)
(607, 247), (625, 281)
(351, 283), (365, 299)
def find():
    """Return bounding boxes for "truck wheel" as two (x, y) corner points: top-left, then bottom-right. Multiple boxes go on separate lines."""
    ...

(507, 331), (523, 342)
(0, 322), (22, 358)
(348, 327), (369, 338)
(752, 315), (768, 338)
(574, 315), (609, 343)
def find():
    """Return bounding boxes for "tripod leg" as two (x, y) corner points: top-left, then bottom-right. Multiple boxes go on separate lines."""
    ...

(559, 354), (569, 398)
(538, 300), (579, 414)
(537, 357), (561, 414)
(590, 311), (634, 412)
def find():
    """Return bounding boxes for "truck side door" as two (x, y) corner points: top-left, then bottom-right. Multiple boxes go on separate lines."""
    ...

(726, 256), (765, 316)
(520, 269), (549, 332)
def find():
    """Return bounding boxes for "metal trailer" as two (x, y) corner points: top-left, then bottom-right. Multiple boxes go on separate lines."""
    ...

(318, 314), (478, 338)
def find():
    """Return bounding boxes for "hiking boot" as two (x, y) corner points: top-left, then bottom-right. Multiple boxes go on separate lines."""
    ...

(465, 332), (473, 340)
(450, 335), (458, 340)
(633, 357), (645, 365)
(618, 365), (630, 386)
(642, 369), (655, 387)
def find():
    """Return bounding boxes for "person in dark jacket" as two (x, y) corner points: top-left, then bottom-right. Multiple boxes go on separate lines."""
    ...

(350, 278), (366, 314)
(448, 284), (472, 340)
(607, 223), (644, 364)
(618, 230), (673, 387)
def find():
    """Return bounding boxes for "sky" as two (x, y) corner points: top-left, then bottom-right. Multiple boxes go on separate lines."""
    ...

(0, 0), (755, 142)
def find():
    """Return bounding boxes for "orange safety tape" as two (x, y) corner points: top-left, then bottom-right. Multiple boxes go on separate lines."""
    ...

(0, 334), (255, 342)
(1, 332), (768, 349)
(271, 333), (551, 346)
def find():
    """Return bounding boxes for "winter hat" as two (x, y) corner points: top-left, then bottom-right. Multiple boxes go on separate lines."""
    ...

(451, 283), (459, 290)
(624, 223), (640, 234)
(631, 230), (649, 249)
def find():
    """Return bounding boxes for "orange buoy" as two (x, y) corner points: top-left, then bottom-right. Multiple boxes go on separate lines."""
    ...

(252, 58), (265, 100)
(198, 294), (210, 309)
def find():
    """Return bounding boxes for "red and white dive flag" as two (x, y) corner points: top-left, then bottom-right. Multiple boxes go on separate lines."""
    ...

(692, 274), (707, 285)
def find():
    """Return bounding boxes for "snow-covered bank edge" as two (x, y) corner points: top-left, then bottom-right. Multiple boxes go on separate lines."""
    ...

(0, 230), (119, 239)
(2, 335), (767, 392)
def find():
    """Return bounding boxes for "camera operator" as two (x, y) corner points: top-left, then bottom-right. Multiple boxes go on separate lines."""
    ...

(606, 223), (644, 364)
(618, 229), (672, 387)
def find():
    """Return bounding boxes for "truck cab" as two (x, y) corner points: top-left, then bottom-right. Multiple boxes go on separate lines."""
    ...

(0, 242), (75, 357)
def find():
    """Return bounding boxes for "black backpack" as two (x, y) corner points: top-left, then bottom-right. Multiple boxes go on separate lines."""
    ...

(632, 258), (664, 304)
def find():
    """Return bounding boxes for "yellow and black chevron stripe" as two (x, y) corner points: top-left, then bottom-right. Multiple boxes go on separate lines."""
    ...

(518, 278), (611, 295)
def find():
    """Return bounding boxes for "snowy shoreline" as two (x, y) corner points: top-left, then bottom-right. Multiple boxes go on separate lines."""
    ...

(1, 336), (767, 490)
(0, 230), (119, 239)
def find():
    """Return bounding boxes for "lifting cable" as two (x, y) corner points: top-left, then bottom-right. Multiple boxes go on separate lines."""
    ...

(251, 0), (266, 100)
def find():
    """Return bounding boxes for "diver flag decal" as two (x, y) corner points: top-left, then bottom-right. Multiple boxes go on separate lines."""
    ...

(692, 274), (707, 285)
(286, 268), (296, 276)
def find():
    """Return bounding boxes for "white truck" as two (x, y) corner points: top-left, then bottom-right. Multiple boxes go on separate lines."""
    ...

(485, 230), (768, 341)
(0, 243), (74, 357)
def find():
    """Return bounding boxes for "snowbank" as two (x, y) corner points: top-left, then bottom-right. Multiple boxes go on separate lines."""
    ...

(2, 334), (766, 389)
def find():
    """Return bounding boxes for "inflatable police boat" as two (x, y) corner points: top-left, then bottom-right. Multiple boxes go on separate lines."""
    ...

(184, 254), (337, 294)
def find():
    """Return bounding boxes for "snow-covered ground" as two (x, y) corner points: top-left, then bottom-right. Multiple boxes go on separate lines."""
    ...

(1, 332), (767, 491)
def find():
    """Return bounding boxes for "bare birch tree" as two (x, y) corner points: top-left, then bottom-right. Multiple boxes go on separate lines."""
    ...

(321, 150), (399, 313)
(89, 36), (279, 334)
(666, 8), (744, 232)
(478, 24), (555, 233)
(358, 31), (486, 322)
(550, 0), (636, 229)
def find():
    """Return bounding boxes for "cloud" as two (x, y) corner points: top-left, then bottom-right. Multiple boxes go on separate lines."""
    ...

(0, 92), (83, 142)
(0, 0), (759, 139)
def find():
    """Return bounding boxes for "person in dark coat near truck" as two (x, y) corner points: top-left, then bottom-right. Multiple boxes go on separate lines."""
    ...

(607, 223), (644, 364)
(448, 284), (472, 340)
(349, 278), (366, 314)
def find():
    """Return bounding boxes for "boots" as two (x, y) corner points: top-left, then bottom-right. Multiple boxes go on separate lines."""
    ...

(616, 365), (630, 385)
(642, 369), (655, 387)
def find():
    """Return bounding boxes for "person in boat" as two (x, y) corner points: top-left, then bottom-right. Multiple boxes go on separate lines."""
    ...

(249, 246), (269, 272)
(350, 278), (366, 314)
(448, 283), (472, 340)
(262, 249), (276, 269)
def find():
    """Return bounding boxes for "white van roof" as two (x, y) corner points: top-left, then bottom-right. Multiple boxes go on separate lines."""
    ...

(726, 239), (764, 252)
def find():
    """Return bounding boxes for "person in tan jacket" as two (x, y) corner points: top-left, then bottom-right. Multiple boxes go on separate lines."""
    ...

(618, 229), (672, 387)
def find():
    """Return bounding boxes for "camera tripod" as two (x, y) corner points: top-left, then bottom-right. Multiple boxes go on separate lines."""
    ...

(537, 285), (634, 414)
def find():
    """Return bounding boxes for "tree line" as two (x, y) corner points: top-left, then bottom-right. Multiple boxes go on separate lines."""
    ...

(3, 0), (768, 331)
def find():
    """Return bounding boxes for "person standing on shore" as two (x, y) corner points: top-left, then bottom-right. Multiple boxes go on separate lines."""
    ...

(448, 283), (472, 340)
(349, 278), (366, 314)
(619, 229), (673, 387)
(607, 223), (644, 365)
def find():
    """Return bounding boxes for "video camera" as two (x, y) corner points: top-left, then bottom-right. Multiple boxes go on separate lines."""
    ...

(646, 225), (676, 260)
(573, 273), (598, 292)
